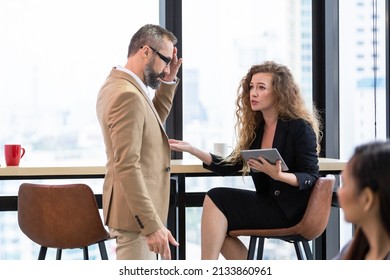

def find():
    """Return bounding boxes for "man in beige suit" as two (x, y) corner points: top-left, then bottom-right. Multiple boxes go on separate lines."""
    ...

(96, 24), (182, 260)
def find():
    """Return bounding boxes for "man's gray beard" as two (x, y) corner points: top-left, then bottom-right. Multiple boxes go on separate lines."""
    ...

(144, 61), (161, 90)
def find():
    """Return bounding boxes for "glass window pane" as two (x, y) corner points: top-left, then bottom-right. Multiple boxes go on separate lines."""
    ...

(0, 0), (159, 260)
(182, 0), (313, 259)
(339, 0), (387, 249)
(339, 0), (387, 161)
(182, 0), (313, 157)
(0, 0), (159, 167)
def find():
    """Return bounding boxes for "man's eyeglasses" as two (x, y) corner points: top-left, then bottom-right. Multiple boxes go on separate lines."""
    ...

(148, 46), (172, 66)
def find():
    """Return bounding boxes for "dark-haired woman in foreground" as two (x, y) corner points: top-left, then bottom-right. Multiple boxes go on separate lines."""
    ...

(335, 140), (390, 260)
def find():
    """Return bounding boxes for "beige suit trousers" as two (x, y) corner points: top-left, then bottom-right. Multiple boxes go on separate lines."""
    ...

(110, 228), (157, 260)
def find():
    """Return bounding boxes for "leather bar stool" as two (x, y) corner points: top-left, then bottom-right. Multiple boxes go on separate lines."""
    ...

(18, 183), (110, 260)
(229, 175), (335, 260)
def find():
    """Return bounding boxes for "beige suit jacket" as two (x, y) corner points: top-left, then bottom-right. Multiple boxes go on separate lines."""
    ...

(96, 68), (179, 235)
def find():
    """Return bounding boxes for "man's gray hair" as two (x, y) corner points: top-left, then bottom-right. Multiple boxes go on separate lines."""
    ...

(127, 24), (177, 58)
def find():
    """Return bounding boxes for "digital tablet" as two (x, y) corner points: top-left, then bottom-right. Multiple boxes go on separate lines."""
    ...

(241, 148), (289, 171)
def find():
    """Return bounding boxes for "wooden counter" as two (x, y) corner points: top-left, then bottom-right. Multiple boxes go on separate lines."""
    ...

(0, 158), (346, 178)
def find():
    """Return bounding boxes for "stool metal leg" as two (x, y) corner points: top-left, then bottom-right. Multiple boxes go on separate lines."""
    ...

(248, 237), (314, 260)
(247, 236), (265, 260)
(56, 249), (62, 260)
(247, 237), (257, 259)
(302, 241), (313, 260)
(83, 247), (89, 260)
(38, 246), (47, 260)
(293, 242), (304, 260)
(98, 241), (108, 260)
(256, 237), (265, 260)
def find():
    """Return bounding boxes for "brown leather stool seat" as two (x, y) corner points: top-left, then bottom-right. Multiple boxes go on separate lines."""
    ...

(18, 183), (110, 260)
(229, 175), (335, 260)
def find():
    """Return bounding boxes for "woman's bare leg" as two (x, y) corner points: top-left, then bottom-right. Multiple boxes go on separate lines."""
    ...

(221, 236), (248, 260)
(201, 195), (228, 259)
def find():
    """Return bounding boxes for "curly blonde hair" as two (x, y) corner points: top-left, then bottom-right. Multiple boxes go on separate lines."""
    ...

(226, 61), (322, 166)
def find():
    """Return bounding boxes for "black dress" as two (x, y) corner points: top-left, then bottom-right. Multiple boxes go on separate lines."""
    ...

(203, 118), (319, 232)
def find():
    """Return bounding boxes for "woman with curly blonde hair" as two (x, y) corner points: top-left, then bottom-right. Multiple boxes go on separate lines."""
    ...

(170, 61), (322, 259)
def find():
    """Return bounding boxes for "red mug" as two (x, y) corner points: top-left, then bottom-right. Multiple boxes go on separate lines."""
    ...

(4, 144), (26, 166)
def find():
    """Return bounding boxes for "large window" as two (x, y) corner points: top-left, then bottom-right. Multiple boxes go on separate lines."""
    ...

(339, 0), (387, 161)
(338, 0), (387, 248)
(181, 0), (313, 259)
(182, 0), (313, 157)
(0, 0), (159, 260)
(0, 0), (158, 167)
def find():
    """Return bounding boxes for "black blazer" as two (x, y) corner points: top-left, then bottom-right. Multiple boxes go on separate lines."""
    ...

(204, 118), (319, 225)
